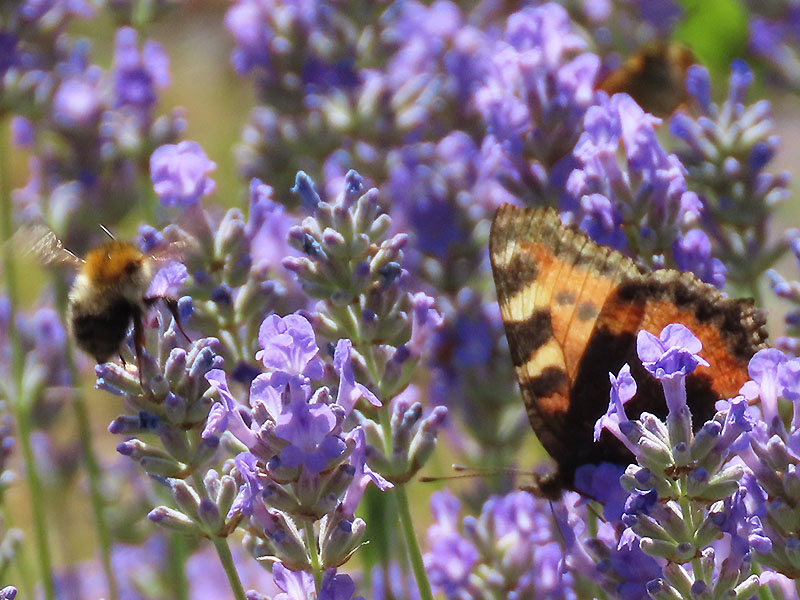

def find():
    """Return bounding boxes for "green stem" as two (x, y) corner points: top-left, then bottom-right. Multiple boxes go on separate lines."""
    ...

(72, 391), (119, 599)
(51, 275), (118, 600)
(167, 534), (189, 600)
(0, 115), (55, 600)
(304, 519), (322, 590)
(393, 484), (434, 600)
(191, 473), (246, 600)
(211, 536), (248, 600)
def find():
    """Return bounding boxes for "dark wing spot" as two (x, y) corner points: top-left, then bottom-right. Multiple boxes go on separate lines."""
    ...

(504, 310), (553, 367)
(577, 301), (598, 321)
(519, 366), (569, 400)
(556, 290), (576, 305)
(500, 251), (540, 298)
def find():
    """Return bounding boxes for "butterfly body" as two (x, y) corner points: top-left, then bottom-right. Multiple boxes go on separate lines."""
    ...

(490, 205), (768, 495)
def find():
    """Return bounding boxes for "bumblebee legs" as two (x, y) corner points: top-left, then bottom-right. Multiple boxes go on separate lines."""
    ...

(144, 296), (192, 343)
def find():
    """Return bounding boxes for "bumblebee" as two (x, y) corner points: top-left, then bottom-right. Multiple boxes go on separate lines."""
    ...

(28, 227), (188, 371)
(598, 41), (696, 118)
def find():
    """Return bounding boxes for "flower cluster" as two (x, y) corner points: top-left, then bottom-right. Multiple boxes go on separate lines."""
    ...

(768, 239), (800, 354)
(565, 94), (713, 282)
(423, 488), (569, 599)
(11, 26), (183, 247)
(199, 313), (388, 586)
(475, 3), (600, 205)
(736, 348), (800, 579)
(669, 60), (793, 290)
(594, 324), (762, 597)
(746, 0), (800, 88)
(144, 158), (293, 379)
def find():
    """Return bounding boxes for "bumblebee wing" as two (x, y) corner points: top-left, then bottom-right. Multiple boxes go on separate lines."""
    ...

(19, 224), (84, 268)
(148, 239), (189, 265)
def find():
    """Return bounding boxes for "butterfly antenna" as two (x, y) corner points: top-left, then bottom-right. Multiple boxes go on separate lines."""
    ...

(419, 464), (535, 483)
(100, 224), (116, 240)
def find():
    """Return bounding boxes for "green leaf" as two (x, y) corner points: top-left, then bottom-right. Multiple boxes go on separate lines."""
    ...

(674, 0), (749, 83)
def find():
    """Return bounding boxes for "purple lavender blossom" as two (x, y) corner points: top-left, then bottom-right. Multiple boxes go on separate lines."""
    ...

(747, 1), (800, 88)
(594, 364), (636, 447)
(270, 563), (315, 600)
(318, 569), (365, 600)
(423, 489), (572, 599)
(475, 3), (600, 204)
(52, 74), (102, 129)
(636, 324), (709, 414)
(224, 0), (359, 94)
(255, 314), (324, 382)
(739, 348), (794, 426)
(150, 141), (217, 207)
(113, 27), (170, 124)
(669, 60), (791, 289)
(566, 93), (707, 277)
(0, 587), (15, 600)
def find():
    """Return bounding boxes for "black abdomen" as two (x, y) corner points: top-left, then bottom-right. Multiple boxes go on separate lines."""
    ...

(71, 299), (136, 364)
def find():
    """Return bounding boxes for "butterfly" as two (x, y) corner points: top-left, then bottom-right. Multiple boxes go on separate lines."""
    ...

(489, 205), (768, 497)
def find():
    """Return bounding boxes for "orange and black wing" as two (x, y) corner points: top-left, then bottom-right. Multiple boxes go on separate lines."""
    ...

(490, 205), (768, 485)
(490, 206), (640, 474)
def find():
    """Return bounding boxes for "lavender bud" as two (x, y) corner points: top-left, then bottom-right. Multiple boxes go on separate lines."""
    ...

(165, 348), (188, 389)
(171, 480), (201, 520)
(672, 442), (692, 467)
(693, 508), (724, 548)
(262, 482), (300, 513)
(767, 498), (799, 536)
(265, 511), (311, 571)
(785, 469), (800, 500)
(320, 514), (366, 569)
(645, 579), (675, 600)
(185, 390), (213, 424)
(0, 586), (16, 600)
(217, 475), (237, 519)
(353, 189), (379, 233)
(108, 413), (157, 434)
(629, 512), (672, 542)
(368, 214), (391, 241)
(163, 392), (187, 424)
(139, 456), (186, 477)
(690, 421), (721, 463)
(197, 498), (222, 532)
(342, 170), (363, 209)
(407, 406), (447, 475)
(204, 469), (221, 499)
(733, 575), (760, 599)
(640, 538), (679, 559)
(318, 464), (355, 501)
(291, 171), (321, 210)
(766, 436), (792, 472)
(215, 209), (247, 257)
(148, 506), (200, 535)
(638, 438), (674, 469)
(189, 435), (219, 469)
(159, 427), (191, 462)
(95, 363), (140, 396)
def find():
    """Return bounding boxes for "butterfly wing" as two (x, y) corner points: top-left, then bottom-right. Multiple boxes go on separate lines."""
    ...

(490, 205), (768, 485)
(490, 205), (640, 471)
